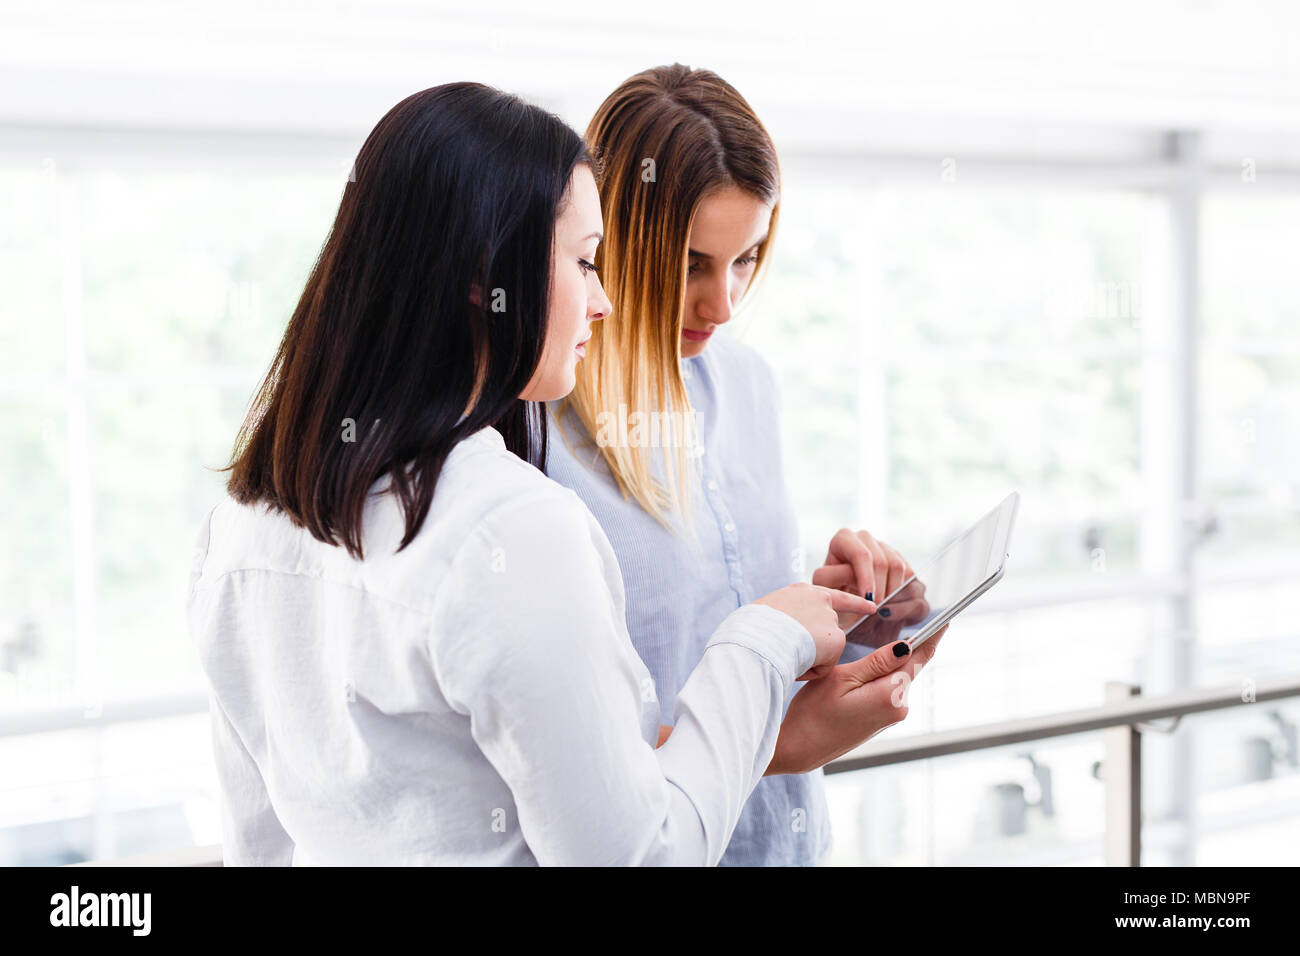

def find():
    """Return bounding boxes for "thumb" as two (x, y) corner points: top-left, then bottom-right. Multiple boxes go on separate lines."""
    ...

(839, 640), (912, 687)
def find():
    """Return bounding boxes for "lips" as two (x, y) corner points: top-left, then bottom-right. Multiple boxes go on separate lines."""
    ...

(682, 327), (713, 342)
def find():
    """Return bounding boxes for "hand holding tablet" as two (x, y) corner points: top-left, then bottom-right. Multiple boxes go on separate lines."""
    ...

(844, 492), (1020, 652)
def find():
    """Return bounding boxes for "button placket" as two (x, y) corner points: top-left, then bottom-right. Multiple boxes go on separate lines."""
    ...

(686, 354), (747, 601)
(699, 458), (746, 599)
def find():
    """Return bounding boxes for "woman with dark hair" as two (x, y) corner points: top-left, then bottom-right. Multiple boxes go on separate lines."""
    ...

(187, 82), (896, 865)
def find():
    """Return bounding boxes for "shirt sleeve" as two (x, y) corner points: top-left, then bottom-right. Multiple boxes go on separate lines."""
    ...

(432, 488), (816, 866)
(206, 689), (296, 866)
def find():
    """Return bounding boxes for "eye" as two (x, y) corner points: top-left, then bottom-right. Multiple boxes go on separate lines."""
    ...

(734, 254), (760, 268)
(687, 260), (703, 277)
(578, 258), (599, 275)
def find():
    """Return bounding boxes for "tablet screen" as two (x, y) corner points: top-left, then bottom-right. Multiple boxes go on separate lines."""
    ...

(844, 492), (1019, 648)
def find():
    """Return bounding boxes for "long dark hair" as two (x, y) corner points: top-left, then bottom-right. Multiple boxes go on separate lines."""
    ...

(224, 82), (590, 559)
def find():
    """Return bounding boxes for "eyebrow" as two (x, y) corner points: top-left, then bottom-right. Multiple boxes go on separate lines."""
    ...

(582, 231), (604, 242)
(687, 233), (768, 259)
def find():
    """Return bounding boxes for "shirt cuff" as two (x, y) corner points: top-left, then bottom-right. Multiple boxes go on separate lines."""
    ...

(706, 603), (817, 684)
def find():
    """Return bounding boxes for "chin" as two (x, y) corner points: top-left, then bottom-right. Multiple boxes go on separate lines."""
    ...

(680, 339), (709, 359)
(526, 373), (575, 404)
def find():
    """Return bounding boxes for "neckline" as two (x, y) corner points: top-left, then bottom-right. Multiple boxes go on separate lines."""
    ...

(462, 423), (504, 448)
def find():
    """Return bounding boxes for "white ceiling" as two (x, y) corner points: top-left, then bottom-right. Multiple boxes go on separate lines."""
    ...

(2, 0), (1299, 164)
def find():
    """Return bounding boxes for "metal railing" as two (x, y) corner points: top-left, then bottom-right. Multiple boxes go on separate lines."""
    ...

(823, 674), (1300, 865)
(34, 673), (1300, 867)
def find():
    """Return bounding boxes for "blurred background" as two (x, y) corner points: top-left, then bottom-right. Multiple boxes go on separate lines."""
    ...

(1, 0), (1297, 866)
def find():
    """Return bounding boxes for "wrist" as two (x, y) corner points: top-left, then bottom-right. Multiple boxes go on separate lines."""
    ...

(766, 718), (810, 776)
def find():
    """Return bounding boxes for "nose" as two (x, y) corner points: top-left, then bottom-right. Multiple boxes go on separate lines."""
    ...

(590, 276), (612, 323)
(695, 275), (734, 326)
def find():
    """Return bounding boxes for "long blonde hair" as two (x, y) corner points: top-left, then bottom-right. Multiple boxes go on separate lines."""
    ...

(556, 64), (781, 534)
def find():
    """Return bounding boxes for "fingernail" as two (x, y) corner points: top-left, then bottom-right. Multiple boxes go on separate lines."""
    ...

(879, 607), (891, 618)
(893, 641), (910, 657)
(865, 591), (874, 602)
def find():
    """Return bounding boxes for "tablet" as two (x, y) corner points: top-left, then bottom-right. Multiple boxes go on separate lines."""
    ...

(844, 491), (1020, 651)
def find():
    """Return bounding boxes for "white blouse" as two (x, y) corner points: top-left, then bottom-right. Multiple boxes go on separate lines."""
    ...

(187, 424), (815, 865)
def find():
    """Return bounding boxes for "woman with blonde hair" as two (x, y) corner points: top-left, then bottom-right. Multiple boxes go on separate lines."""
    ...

(547, 64), (945, 865)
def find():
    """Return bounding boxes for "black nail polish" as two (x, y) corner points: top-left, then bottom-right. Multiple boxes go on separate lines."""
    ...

(879, 607), (891, 618)
(865, 592), (874, 602)
(893, 641), (910, 657)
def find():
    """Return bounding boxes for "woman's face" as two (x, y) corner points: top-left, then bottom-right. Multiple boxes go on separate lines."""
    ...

(520, 164), (612, 402)
(680, 187), (772, 358)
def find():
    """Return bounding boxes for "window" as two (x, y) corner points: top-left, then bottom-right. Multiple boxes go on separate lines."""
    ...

(737, 158), (1300, 865)
(3, 135), (1297, 866)
(0, 152), (345, 864)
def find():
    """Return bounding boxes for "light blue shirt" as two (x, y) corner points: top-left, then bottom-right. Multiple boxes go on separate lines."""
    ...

(545, 330), (831, 866)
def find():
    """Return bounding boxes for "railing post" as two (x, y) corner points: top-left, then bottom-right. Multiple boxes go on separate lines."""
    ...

(1103, 681), (1143, 866)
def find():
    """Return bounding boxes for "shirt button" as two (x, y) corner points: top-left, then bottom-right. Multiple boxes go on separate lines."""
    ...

(707, 480), (719, 492)
(724, 521), (735, 534)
